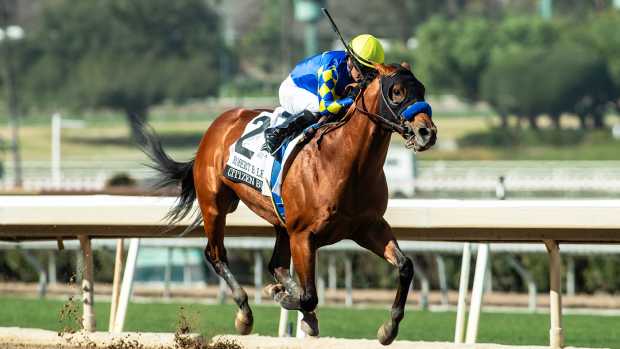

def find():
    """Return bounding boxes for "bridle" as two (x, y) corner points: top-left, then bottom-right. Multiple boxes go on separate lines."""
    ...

(353, 71), (419, 149)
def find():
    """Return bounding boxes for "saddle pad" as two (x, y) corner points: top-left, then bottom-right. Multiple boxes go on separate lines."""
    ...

(224, 108), (304, 218)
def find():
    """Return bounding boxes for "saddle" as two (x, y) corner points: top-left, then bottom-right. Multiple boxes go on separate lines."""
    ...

(223, 108), (310, 223)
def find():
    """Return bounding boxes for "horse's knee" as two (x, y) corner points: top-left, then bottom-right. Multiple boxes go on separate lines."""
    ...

(300, 290), (318, 312)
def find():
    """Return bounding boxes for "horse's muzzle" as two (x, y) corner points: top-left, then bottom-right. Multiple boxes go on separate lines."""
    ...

(406, 113), (437, 152)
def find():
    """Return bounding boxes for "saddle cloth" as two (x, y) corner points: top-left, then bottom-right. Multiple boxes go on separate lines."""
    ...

(223, 107), (304, 221)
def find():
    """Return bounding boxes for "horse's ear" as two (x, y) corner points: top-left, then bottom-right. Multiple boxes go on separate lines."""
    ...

(374, 63), (397, 76)
(400, 62), (411, 71)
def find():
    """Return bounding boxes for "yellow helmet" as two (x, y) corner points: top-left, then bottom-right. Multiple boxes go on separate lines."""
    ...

(349, 34), (384, 68)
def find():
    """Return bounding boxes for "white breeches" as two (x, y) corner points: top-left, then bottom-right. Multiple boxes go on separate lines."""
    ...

(278, 75), (319, 115)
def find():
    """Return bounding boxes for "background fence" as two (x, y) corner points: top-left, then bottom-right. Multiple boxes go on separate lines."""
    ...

(4, 159), (620, 195)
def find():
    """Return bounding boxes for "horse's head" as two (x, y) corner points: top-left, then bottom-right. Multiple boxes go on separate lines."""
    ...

(371, 63), (437, 152)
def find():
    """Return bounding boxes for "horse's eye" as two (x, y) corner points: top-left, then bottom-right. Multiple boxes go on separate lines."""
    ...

(390, 85), (406, 104)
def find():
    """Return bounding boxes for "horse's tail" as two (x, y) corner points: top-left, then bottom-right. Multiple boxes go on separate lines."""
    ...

(136, 122), (202, 235)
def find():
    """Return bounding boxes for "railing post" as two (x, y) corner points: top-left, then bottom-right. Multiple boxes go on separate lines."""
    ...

(410, 257), (429, 310)
(109, 239), (124, 331)
(344, 255), (353, 307)
(465, 243), (490, 344)
(254, 251), (263, 304)
(328, 254), (337, 291)
(78, 236), (96, 332)
(163, 247), (172, 299)
(21, 249), (47, 298)
(435, 254), (449, 307)
(112, 238), (140, 333)
(454, 243), (471, 343)
(48, 251), (57, 285)
(566, 256), (575, 296)
(545, 240), (564, 349)
(506, 254), (537, 313)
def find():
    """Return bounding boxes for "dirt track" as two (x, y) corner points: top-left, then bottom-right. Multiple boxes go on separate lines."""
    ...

(213, 334), (605, 349)
(0, 327), (202, 349)
(0, 329), (606, 349)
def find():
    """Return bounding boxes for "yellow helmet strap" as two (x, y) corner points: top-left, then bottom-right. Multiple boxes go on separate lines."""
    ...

(345, 50), (369, 81)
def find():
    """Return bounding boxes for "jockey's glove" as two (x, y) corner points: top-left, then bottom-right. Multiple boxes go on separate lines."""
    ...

(345, 86), (361, 100)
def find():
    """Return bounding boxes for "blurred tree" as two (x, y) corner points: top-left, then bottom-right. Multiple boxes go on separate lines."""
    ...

(482, 42), (613, 130)
(491, 16), (558, 57)
(21, 0), (231, 138)
(554, 0), (614, 15)
(328, 0), (513, 44)
(415, 16), (494, 102)
(583, 255), (620, 294)
(584, 11), (620, 113)
(482, 17), (558, 128)
(238, 0), (288, 77)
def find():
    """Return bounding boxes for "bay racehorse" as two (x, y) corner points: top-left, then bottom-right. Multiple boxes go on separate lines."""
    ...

(139, 63), (437, 345)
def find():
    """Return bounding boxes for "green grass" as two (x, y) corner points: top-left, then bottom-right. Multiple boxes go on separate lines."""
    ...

(0, 296), (617, 348)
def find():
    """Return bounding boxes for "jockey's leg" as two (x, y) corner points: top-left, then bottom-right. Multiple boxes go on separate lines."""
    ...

(263, 74), (321, 154)
(262, 110), (320, 154)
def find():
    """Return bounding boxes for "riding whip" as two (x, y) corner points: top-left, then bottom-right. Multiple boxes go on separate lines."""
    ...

(321, 7), (368, 81)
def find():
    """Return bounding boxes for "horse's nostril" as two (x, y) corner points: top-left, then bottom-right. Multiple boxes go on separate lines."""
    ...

(418, 127), (430, 137)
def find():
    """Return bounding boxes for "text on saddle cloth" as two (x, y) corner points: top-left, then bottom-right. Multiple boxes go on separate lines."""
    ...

(223, 108), (306, 220)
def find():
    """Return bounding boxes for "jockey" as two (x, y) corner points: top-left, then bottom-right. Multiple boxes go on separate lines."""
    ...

(263, 34), (384, 154)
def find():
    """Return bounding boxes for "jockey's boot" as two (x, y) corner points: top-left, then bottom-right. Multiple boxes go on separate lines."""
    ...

(262, 110), (320, 154)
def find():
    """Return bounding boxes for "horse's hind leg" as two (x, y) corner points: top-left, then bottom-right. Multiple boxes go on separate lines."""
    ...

(198, 187), (253, 335)
(265, 227), (319, 336)
(353, 218), (413, 345)
(266, 226), (300, 299)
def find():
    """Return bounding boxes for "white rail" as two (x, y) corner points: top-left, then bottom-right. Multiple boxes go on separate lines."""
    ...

(1, 196), (620, 348)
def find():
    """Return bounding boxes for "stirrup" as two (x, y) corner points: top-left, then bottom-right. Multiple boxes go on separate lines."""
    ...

(262, 134), (289, 155)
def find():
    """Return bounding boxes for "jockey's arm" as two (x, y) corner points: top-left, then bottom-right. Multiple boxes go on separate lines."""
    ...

(317, 65), (354, 116)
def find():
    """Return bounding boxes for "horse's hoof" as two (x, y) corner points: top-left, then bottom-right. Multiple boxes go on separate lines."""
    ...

(377, 320), (398, 346)
(263, 283), (285, 298)
(234, 310), (253, 335)
(300, 311), (319, 337)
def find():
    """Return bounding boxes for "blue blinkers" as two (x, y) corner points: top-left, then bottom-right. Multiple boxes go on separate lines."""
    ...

(401, 101), (432, 121)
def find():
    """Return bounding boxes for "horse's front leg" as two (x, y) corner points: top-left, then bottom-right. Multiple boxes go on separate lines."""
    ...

(353, 218), (414, 345)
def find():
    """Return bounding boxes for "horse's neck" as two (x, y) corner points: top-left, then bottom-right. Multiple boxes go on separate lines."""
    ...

(338, 93), (391, 176)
